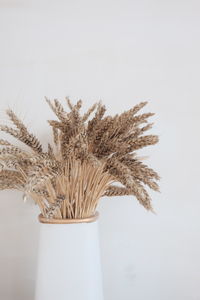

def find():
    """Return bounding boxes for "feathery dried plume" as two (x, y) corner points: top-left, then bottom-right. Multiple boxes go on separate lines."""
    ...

(0, 97), (159, 219)
(6, 109), (27, 133)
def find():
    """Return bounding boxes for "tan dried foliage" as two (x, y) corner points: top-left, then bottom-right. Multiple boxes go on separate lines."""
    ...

(0, 98), (159, 218)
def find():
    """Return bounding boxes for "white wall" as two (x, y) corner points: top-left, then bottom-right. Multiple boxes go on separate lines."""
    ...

(0, 1), (200, 299)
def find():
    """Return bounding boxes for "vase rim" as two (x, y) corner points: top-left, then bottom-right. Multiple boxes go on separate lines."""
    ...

(38, 211), (99, 224)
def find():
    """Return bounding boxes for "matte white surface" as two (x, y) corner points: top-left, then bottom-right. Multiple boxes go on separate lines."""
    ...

(0, 1), (200, 300)
(35, 220), (103, 300)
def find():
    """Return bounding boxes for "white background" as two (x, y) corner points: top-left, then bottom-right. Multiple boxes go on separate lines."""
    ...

(0, 0), (200, 299)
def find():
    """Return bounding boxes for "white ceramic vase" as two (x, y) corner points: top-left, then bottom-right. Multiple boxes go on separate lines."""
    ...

(34, 212), (104, 300)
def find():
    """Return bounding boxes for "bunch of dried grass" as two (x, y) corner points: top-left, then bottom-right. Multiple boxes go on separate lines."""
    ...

(0, 98), (159, 219)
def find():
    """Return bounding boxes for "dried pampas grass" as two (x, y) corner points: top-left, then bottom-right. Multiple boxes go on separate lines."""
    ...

(0, 98), (160, 219)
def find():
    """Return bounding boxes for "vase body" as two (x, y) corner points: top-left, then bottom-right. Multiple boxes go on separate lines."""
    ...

(35, 213), (104, 300)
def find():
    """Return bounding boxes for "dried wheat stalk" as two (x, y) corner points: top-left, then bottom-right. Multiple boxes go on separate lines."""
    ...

(0, 98), (159, 219)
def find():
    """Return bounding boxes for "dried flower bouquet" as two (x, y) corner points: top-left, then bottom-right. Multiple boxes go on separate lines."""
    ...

(0, 98), (159, 219)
